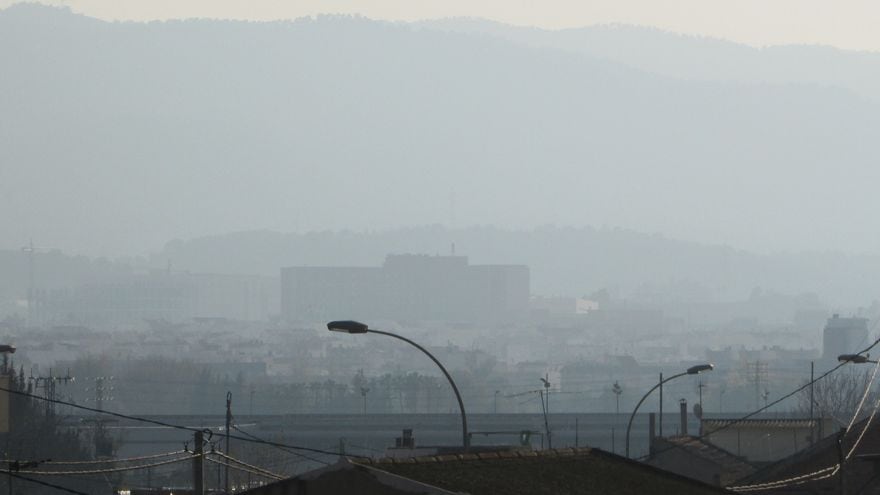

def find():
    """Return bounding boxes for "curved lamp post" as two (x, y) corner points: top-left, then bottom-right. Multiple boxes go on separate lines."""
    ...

(625, 363), (713, 458)
(327, 320), (470, 449)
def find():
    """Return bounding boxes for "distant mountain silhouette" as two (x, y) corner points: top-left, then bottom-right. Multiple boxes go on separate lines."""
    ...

(1, 4), (879, 256)
(417, 18), (880, 102)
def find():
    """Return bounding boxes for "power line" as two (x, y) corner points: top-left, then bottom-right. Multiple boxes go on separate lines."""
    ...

(231, 423), (333, 466)
(211, 452), (285, 480)
(727, 346), (880, 491)
(0, 385), (354, 459)
(644, 335), (880, 467)
(0, 450), (187, 466)
(9, 455), (194, 476)
(3, 471), (91, 495)
(206, 457), (283, 480)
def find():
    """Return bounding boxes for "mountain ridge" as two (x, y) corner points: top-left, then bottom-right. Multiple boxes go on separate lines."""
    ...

(1, 4), (878, 257)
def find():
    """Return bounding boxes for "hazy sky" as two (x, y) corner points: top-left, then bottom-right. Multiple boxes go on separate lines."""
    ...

(4, 0), (880, 52)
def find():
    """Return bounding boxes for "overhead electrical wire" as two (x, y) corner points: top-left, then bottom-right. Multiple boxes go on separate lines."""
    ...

(0, 385), (354, 459)
(230, 422), (334, 466)
(728, 344), (880, 492)
(209, 452), (285, 480)
(0, 450), (188, 466)
(1, 471), (91, 495)
(660, 335), (880, 460)
(206, 457), (283, 480)
(7, 454), (195, 476)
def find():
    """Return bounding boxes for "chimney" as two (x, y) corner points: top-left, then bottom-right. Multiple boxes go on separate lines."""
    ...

(395, 428), (415, 448)
(648, 412), (656, 454)
(679, 399), (688, 436)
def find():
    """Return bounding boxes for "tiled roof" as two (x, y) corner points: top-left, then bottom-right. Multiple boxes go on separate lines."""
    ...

(656, 436), (756, 485)
(354, 447), (734, 495)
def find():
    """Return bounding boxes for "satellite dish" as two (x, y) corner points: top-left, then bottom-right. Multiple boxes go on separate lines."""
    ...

(693, 403), (703, 419)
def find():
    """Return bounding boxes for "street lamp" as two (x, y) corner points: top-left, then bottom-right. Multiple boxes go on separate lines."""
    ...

(838, 354), (878, 364)
(625, 364), (714, 458)
(327, 320), (470, 449)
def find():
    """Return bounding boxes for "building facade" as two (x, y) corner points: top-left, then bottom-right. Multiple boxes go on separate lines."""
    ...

(822, 314), (868, 363)
(281, 254), (529, 324)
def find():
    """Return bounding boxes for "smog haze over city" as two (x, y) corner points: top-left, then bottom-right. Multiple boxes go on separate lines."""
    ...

(3, 1), (880, 494)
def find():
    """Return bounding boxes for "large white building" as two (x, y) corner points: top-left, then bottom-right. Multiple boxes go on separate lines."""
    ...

(281, 254), (529, 324)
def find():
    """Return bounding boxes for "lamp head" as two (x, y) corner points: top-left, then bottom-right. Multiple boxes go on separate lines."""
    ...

(686, 364), (714, 375)
(327, 320), (369, 334)
(0, 345), (16, 354)
(838, 354), (869, 364)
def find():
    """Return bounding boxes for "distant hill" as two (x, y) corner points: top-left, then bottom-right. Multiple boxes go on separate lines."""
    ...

(417, 18), (880, 102)
(2, 4), (880, 257)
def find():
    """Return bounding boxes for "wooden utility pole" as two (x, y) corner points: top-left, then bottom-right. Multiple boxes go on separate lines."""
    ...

(193, 431), (204, 495)
(225, 392), (232, 494)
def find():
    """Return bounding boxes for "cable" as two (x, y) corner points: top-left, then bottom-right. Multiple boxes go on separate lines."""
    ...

(728, 343), (880, 491)
(844, 358), (880, 434)
(0, 450), (188, 466)
(206, 457), (284, 480)
(9, 455), (194, 476)
(730, 465), (840, 492)
(3, 471), (91, 495)
(842, 359), (880, 461)
(645, 334), (880, 491)
(231, 423), (333, 466)
(210, 452), (285, 479)
(0, 385), (353, 459)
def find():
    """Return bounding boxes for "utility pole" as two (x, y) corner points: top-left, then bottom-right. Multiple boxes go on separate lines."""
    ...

(748, 361), (769, 411)
(540, 374), (551, 416)
(539, 390), (551, 449)
(612, 381), (622, 415)
(29, 368), (74, 416)
(540, 374), (552, 448)
(494, 390), (500, 414)
(360, 387), (369, 415)
(225, 392), (231, 495)
(193, 431), (204, 495)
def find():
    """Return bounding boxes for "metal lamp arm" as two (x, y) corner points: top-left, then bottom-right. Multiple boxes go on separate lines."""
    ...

(625, 371), (687, 458)
(367, 329), (469, 448)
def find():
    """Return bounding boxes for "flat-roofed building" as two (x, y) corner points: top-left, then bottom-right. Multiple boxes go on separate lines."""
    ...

(281, 254), (529, 324)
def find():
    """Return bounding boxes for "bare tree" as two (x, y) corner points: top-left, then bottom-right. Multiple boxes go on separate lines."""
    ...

(797, 369), (879, 426)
